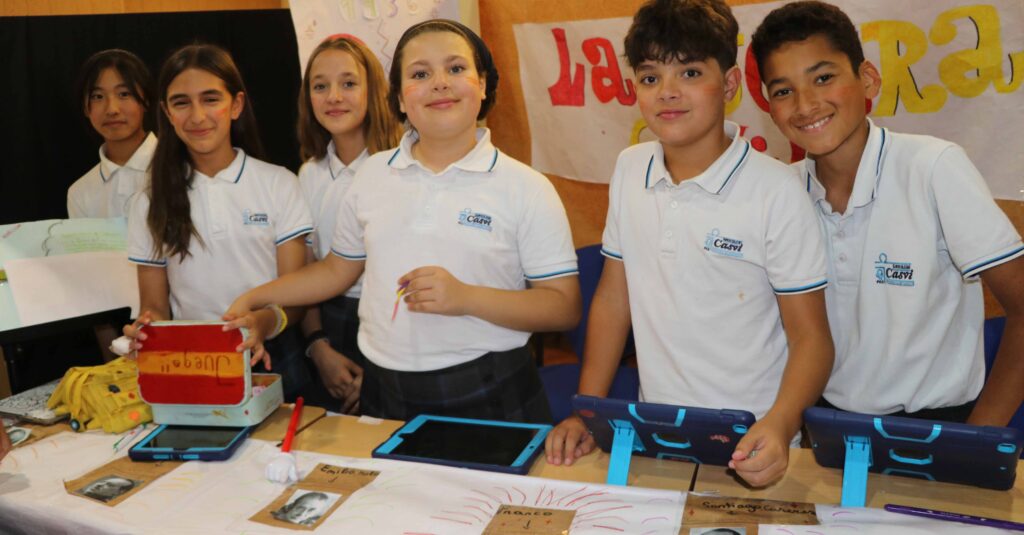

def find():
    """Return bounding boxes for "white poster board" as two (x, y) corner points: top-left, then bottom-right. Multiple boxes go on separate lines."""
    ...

(289, 0), (462, 75)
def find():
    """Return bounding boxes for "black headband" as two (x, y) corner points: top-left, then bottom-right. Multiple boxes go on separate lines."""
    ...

(404, 19), (499, 95)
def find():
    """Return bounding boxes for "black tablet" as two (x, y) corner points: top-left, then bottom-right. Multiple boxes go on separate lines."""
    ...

(572, 395), (756, 485)
(804, 407), (1022, 506)
(372, 415), (552, 475)
(128, 424), (251, 462)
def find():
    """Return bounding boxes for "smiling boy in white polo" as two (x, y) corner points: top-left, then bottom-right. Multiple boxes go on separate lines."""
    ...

(752, 1), (1024, 426)
(545, 0), (835, 488)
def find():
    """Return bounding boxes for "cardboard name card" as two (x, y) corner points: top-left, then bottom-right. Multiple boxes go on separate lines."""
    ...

(65, 455), (183, 507)
(250, 463), (380, 531)
(483, 504), (576, 535)
(680, 494), (819, 535)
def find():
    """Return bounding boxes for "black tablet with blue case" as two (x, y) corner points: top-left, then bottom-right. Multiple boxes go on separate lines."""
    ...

(371, 414), (551, 475)
(128, 424), (252, 462)
(803, 407), (1022, 506)
(572, 395), (756, 485)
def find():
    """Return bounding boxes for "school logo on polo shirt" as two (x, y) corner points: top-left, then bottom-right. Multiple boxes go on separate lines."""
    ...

(704, 228), (744, 258)
(242, 209), (270, 226)
(874, 252), (915, 286)
(458, 208), (493, 232)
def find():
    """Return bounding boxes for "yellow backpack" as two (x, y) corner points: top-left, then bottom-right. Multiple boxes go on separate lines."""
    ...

(47, 357), (152, 433)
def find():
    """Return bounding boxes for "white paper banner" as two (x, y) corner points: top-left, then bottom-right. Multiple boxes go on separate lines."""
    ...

(514, 0), (1024, 200)
(289, 0), (461, 76)
(5, 251), (139, 328)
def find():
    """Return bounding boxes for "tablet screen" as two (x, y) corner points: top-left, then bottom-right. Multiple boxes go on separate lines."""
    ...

(390, 420), (540, 466)
(146, 426), (244, 450)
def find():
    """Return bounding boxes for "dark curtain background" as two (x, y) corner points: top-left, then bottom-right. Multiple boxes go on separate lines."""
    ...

(0, 9), (303, 225)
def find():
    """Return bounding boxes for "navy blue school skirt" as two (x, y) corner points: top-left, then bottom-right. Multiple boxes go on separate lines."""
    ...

(360, 345), (552, 424)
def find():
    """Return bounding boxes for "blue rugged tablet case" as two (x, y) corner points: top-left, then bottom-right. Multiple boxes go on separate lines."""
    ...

(372, 415), (552, 475)
(572, 395), (756, 485)
(804, 407), (1023, 507)
(128, 424), (252, 462)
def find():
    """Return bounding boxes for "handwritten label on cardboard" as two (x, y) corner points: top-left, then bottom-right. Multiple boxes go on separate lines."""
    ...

(684, 491), (819, 528)
(65, 456), (183, 507)
(482, 505), (575, 535)
(250, 463), (380, 531)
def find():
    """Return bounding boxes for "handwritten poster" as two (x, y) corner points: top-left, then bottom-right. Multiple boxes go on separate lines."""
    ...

(513, 0), (1024, 200)
(288, 0), (462, 75)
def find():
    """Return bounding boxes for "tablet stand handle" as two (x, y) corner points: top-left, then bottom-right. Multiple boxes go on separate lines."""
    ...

(841, 435), (871, 507)
(607, 420), (636, 486)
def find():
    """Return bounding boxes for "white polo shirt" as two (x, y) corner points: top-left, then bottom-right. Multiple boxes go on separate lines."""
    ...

(331, 128), (578, 372)
(801, 119), (1024, 415)
(127, 149), (313, 320)
(68, 133), (157, 218)
(602, 122), (828, 420)
(298, 142), (368, 298)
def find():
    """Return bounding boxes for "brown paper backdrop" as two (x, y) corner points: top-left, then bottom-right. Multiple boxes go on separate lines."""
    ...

(479, 0), (1023, 316)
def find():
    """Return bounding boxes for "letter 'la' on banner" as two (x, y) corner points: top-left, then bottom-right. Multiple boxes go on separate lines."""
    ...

(512, 0), (1023, 200)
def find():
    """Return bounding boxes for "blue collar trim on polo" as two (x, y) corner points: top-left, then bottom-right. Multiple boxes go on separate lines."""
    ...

(644, 155), (656, 189)
(326, 142), (367, 181)
(99, 133), (158, 182)
(192, 149), (247, 184)
(387, 128), (499, 174)
(386, 148), (401, 166)
(806, 119), (888, 210)
(98, 146), (118, 183)
(327, 140), (342, 180)
(713, 141), (750, 194)
(203, 149), (247, 184)
(232, 151), (247, 183)
(645, 121), (749, 194)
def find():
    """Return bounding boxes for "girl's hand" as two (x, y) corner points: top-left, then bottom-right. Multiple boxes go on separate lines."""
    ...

(399, 266), (475, 316)
(224, 295), (255, 323)
(120, 311), (154, 355)
(308, 342), (363, 414)
(222, 309), (272, 369)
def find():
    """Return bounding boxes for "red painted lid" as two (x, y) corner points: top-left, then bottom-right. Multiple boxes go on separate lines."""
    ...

(136, 322), (248, 406)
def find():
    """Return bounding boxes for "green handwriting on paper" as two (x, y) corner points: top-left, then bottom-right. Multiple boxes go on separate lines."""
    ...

(44, 232), (126, 255)
(0, 218), (128, 267)
(42, 219), (127, 255)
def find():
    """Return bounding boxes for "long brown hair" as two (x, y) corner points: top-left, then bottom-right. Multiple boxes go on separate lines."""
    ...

(297, 36), (401, 162)
(148, 44), (265, 261)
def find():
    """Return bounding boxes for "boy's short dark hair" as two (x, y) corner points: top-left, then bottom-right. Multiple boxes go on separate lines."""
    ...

(624, 0), (738, 71)
(750, 1), (865, 77)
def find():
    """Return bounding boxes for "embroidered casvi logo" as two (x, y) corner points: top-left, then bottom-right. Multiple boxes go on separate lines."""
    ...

(458, 208), (493, 232)
(874, 252), (915, 287)
(243, 209), (270, 226)
(704, 228), (743, 258)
